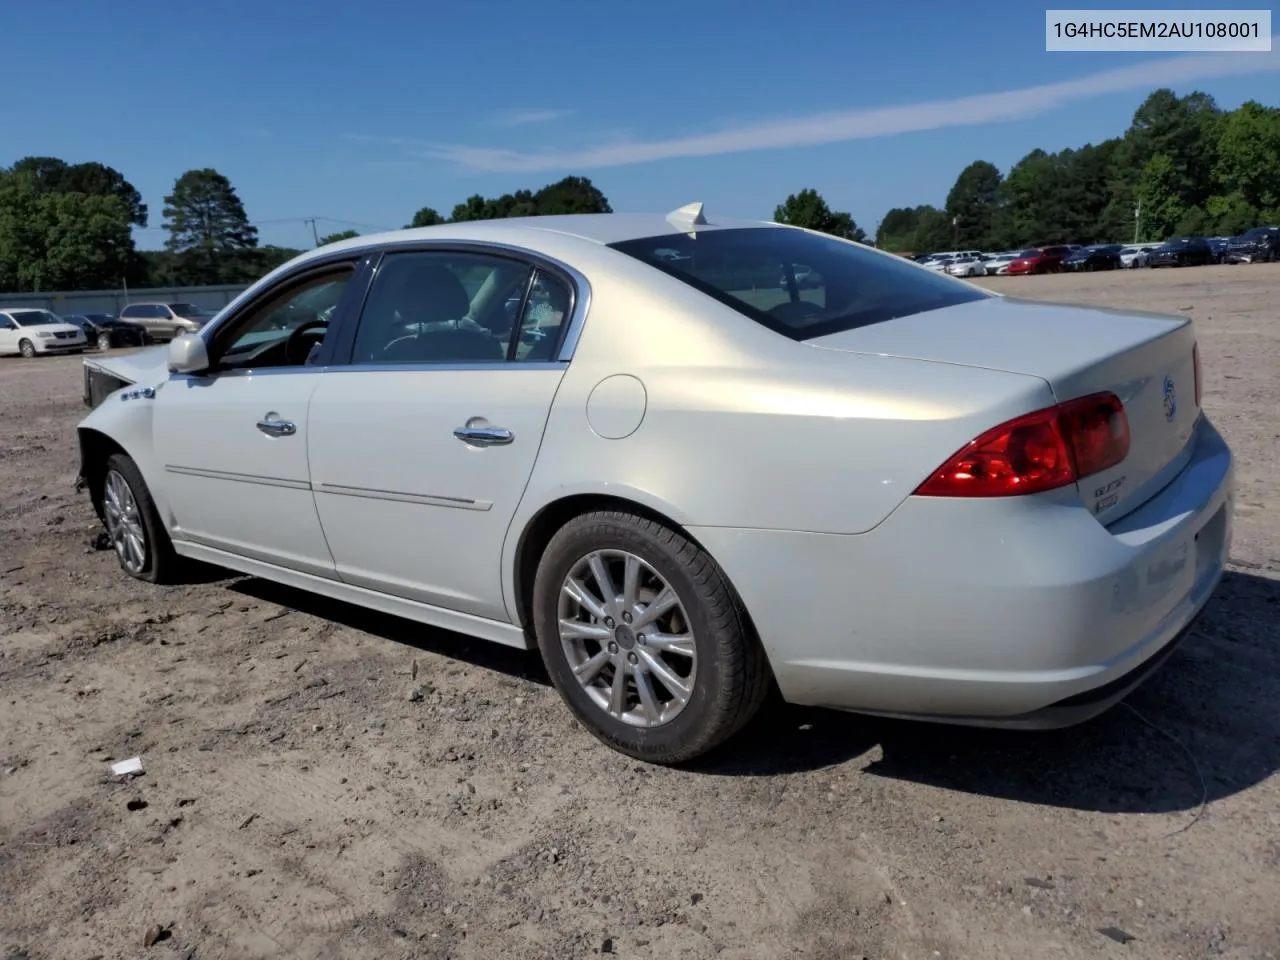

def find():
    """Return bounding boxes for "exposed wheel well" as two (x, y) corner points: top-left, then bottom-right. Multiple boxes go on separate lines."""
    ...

(512, 495), (709, 634)
(77, 428), (128, 521)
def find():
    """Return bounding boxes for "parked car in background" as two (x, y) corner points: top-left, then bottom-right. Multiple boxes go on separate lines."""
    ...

(118, 302), (218, 341)
(1006, 246), (1070, 275)
(61, 314), (103, 350)
(1119, 245), (1158, 269)
(924, 256), (955, 272)
(1148, 237), (1215, 268)
(0, 308), (88, 357)
(89, 314), (151, 348)
(777, 264), (821, 289)
(945, 255), (987, 277)
(982, 252), (1018, 275)
(1223, 226), (1280, 264)
(1063, 244), (1123, 272)
(1205, 237), (1230, 263)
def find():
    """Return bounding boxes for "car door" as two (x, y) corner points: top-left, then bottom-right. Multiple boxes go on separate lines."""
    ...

(151, 261), (364, 577)
(307, 248), (576, 621)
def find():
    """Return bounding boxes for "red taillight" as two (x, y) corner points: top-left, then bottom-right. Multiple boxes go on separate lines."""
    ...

(915, 392), (1129, 498)
(1192, 342), (1202, 407)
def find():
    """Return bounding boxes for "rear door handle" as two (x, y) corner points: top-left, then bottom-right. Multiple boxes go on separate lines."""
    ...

(454, 417), (514, 447)
(257, 413), (297, 437)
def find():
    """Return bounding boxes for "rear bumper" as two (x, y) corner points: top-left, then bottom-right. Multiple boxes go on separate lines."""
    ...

(691, 416), (1234, 725)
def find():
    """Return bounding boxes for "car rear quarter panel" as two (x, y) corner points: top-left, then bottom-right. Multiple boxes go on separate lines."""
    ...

(504, 255), (1058, 616)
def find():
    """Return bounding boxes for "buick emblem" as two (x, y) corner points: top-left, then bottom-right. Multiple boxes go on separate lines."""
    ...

(1162, 376), (1177, 422)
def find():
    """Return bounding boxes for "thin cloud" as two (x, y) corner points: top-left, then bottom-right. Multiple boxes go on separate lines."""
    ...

(492, 108), (576, 127)
(416, 45), (1280, 172)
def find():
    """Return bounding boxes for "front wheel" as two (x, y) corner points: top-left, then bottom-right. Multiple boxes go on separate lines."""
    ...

(99, 453), (181, 584)
(18, 339), (35, 358)
(533, 510), (771, 764)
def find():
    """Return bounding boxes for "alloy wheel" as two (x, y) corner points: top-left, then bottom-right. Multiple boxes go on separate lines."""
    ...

(557, 550), (697, 728)
(103, 469), (147, 574)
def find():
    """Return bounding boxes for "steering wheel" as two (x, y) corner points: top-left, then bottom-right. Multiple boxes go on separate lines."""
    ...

(284, 319), (328, 365)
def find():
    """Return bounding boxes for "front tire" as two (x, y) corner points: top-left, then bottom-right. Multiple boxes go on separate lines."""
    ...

(18, 339), (35, 358)
(533, 510), (770, 764)
(100, 453), (180, 584)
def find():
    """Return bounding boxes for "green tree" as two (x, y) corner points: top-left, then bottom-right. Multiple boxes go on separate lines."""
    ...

(407, 207), (444, 228)
(1138, 153), (1187, 240)
(0, 172), (133, 291)
(162, 168), (258, 284)
(531, 176), (611, 215)
(1214, 100), (1280, 215)
(318, 229), (360, 245)
(876, 206), (924, 250)
(773, 188), (866, 241)
(945, 161), (1003, 249)
(449, 194), (493, 222)
(11, 155), (148, 226)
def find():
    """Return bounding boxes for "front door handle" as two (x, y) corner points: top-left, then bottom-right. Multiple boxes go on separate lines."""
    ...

(257, 413), (297, 437)
(454, 417), (514, 447)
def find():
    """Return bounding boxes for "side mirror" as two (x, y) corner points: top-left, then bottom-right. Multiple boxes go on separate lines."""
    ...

(168, 333), (210, 374)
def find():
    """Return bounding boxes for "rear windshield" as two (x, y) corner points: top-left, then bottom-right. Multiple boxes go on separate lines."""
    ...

(609, 227), (990, 341)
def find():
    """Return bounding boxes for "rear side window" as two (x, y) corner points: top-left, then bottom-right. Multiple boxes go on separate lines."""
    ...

(609, 227), (989, 341)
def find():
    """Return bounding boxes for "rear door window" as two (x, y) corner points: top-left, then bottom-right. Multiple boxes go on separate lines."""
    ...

(610, 227), (989, 341)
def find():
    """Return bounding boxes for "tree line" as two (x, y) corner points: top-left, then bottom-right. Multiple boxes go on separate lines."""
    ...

(876, 89), (1280, 253)
(0, 163), (617, 294)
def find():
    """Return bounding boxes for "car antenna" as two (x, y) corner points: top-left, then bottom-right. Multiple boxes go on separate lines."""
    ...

(666, 202), (707, 237)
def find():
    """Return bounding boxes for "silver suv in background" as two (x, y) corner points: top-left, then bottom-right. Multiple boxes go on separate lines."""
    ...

(117, 302), (217, 341)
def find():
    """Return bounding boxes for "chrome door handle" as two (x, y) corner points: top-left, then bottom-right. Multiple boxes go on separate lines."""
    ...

(453, 419), (514, 447)
(256, 413), (297, 437)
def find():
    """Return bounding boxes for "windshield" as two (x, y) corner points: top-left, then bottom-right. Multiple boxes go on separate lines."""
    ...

(610, 227), (990, 342)
(1241, 228), (1272, 238)
(10, 310), (61, 327)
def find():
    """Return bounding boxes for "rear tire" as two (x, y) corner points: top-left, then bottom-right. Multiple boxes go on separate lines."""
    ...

(533, 510), (771, 764)
(100, 453), (181, 584)
(18, 339), (35, 358)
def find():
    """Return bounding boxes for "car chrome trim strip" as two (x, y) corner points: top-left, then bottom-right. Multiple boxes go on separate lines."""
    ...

(164, 465), (311, 491)
(314, 482), (492, 511)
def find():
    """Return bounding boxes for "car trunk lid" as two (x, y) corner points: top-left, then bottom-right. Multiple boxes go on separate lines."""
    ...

(805, 296), (1200, 523)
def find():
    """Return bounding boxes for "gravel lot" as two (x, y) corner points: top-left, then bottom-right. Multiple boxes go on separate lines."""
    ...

(2, 265), (1278, 960)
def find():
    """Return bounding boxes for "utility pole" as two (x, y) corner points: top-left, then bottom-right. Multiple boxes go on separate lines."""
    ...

(952, 214), (959, 248)
(1133, 198), (1142, 244)
(305, 218), (320, 247)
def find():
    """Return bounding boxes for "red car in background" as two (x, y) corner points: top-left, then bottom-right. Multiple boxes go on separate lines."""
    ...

(1006, 245), (1071, 275)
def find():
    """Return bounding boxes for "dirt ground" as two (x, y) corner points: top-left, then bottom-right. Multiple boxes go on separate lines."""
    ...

(2, 264), (1278, 960)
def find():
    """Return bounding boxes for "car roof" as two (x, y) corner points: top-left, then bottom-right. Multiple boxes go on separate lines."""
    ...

(303, 209), (776, 262)
(0, 307), (50, 315)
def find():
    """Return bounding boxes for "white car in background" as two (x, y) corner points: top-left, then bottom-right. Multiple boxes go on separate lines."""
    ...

(984, 252), (1018, 275)
(1119, 245), (1158, 269)
(75, 205), (1233, 764)
(946, 255), (987, 277)
(0, 308), (88, 357)
(925, 256), (954, 272)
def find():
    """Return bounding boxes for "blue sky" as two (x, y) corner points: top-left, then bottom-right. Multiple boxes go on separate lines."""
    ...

(3, 0), (1277, 249)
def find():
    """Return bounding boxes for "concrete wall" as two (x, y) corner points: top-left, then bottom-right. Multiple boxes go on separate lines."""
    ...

(0, 284), (249, 317)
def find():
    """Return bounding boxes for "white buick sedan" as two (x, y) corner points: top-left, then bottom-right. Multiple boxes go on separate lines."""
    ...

(77, 205), (1233, 763)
